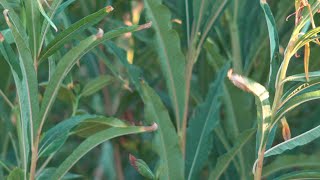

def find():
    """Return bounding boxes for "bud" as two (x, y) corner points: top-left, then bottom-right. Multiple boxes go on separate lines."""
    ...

(129, 154), (155, 179)
(105, 6), (114, 13)
(281, 118), (291, 141)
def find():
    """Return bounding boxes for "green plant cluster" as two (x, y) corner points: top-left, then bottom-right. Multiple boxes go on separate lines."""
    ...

(1, 0), (320, 180)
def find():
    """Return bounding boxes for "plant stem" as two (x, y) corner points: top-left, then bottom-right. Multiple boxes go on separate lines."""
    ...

(29, 132), (41, 180)
(36, 153), (55, 177)
(0, 159), (10, 173)
(181, 53), (195, 157)
(0, 89), (14, 109)
(114, 143), (124, 180)
(254, 145), (266, 180)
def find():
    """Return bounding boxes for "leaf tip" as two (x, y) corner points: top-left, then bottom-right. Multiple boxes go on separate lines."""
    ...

(227, 69), (251, 92)
(0, 32), (4, 42)
(106, 6), (114, 13)
(129, 154), (138, 169)
(137, 21), (152, 31)
(143, 123), (158, 132)
(96, 28), (104, 39)
(3, 9), (9, 23)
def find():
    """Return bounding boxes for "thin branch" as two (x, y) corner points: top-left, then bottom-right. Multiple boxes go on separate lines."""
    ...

(196, 0), (228, 54)
(0, 89), (14, 109)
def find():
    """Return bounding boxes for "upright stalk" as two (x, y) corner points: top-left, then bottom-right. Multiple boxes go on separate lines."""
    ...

(254, 145), (266, 180)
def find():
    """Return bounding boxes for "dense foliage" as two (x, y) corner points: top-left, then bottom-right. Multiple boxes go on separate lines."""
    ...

(1, 0), (320, 180)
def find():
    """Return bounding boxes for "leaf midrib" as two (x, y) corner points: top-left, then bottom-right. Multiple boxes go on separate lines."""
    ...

(144, 1), (181, 124)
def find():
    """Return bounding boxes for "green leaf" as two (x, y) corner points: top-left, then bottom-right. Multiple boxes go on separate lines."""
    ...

(0, 29), (14, 44)
(263, 154), (320, 178)
(37, 33), (98, 138)
(143, 0), (186, 126)
(260, 0), (280, 101)
(80, 75), (113, 97)
(105, 41), (142, 90)
(276, 83), (320, 124)
(186, 63), (229, 179)
(0, 0), (28, 43)
(274, 170), (320, 180)
(129, 154), (155, 179)
(38, 114), (104, 158)
(208, 128), (256, 180)
(4, 10), (40, 176)
(56, 0), (77, 15)
(24, 0), (40, 58)
(37, 0), (58, 32)
(282, 71), (320, 84)
(7, 168), (24, 180)
(140, 83), (184, 180)
(264, 124), (320, 158)
(51, 124), (157, 179)
(39, 0), (64, 52)
(72, 117), (128, 138)
(39, 5), (114, 62)
(38, 25), (147, 132)
(39, 82), (76, 105)
(37, 168), (81, 180)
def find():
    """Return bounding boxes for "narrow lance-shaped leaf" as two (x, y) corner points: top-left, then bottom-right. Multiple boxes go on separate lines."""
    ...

(129, 154), (155, 179)
(36, 0), (58, 32)
(24, 0), (40, 58)
(186, 63), (229, 180)
(281, 71), (320, 84)
(208, 128), (256, 180)
(262, 154), (320, 178)
(72, 117), (129, 138)
(39, 0), (64, 54)
(274, 170), (320, 180)
(51, 124), (157, 179)
(37, 168), (82, 180)
(264, 123), (320, 158)
(260, 0), (280, 100)
(37, 30), (103, 133)
(80, 75), (113, 97)
(3, 10), (40, 177)
(55, 0), (77, 15)
(38, 114), (128, 158)
(140, 82), (184, 180)
(275, 84), (320, 124)
(38, 24), (150, 132)
(39, 6), (114, 62)
(0, 0), (28, 42)
(143, 0), (186, 127)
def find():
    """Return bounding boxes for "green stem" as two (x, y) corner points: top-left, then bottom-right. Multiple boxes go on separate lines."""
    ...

(72, 97), (80, 116)
(0, 160), (10, 173)
(0, 89), (14, 109)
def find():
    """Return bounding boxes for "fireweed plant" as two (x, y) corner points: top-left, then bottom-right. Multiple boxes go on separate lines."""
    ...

(2, 0), (320, 180)
(0, 1), (156, 179)
(228, 0), (320, 179)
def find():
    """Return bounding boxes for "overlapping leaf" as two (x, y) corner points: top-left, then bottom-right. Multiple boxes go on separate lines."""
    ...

(186, 63), (229, 179)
